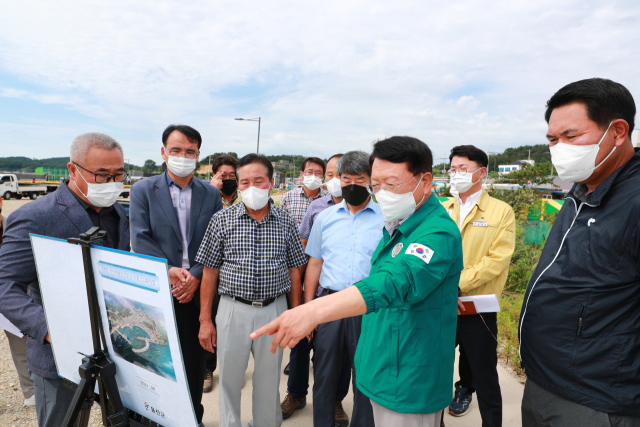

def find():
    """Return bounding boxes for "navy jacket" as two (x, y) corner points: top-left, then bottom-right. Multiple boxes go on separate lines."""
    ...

(0, 182), (130, 379)
(129, 174), (222, 281)
(519, 149), (640, 416)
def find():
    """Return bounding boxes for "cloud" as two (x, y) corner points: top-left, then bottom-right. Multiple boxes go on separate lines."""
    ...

(0, 0), (639, 164)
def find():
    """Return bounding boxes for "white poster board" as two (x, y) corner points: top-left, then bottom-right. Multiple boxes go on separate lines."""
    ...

(30, 234), (197, 427)
(0, 313), (24, 337)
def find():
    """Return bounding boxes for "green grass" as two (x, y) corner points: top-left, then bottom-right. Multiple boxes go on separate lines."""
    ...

(498, 293), (524, 375)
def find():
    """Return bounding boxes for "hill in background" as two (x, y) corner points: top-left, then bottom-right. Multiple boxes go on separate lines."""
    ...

(0, 144), (552, 174)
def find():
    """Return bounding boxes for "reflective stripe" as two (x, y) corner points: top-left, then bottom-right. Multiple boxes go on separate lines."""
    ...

(519, 197), (583, 362)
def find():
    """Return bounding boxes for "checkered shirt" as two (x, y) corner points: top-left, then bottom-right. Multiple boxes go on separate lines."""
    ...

(279, 186), (328, 226)
(195, 201), (307, 300)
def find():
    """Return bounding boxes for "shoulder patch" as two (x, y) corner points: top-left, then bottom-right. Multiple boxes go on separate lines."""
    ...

(405, 243), (434, 264)
(391, 243), (403, 258)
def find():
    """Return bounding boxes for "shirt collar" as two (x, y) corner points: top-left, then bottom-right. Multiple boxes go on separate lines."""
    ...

(165, 171), (194, 190)
(237, 200), (278, 219)
(336, 197), (376, 214)
(456, 189), (483, 208)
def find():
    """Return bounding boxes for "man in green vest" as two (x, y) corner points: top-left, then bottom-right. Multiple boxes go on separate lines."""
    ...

(252, 136), (463, 427)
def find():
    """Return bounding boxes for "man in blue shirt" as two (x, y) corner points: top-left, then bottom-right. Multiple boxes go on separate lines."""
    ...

(304, 150), (384, 427)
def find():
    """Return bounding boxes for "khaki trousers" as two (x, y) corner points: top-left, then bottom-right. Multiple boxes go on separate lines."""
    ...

(217, 294), (287, 427)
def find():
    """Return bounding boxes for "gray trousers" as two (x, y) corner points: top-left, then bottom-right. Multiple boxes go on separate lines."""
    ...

(31, 371), (78, 427)
(313, 313), (374, 427)
(217, 294), (287, 427)
(522, 379), (640, 427)
(5, 331), (34, 399)
(370, 400), (443, 427)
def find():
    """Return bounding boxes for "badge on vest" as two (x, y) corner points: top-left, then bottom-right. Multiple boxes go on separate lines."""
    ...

(473, 221), (488, 227)
(391, 243), (404, 258)
(405, 243), (434, 264)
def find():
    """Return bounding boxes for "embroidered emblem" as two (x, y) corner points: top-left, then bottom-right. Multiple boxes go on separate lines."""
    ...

(391, 243), (404, 258)
(405, 243), (434, 264)
(588, 218), (596, 227)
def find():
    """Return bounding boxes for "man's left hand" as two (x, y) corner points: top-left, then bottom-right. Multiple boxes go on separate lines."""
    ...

(172, 272), (200, 303)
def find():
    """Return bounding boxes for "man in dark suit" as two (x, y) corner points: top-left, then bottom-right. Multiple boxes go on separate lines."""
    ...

(130, 124), (223, 427)
(0, 133), (130, 427)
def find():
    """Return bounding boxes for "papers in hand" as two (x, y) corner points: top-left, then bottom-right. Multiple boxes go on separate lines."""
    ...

(459, 294), (501, 315)
(0, 313), (23, 337)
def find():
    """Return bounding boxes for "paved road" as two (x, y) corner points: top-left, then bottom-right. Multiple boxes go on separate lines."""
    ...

(201, 347), (525, 427)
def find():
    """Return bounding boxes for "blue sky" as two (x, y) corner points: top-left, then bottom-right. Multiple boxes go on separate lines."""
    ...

(1, 0), (639, 166)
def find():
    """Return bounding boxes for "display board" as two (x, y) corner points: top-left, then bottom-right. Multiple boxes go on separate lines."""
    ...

(30, 234), (197, 427)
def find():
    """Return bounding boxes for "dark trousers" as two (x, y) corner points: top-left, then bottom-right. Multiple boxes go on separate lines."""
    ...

(287, 295), (351, 400)
(175, 296), (206, 423)
(205, 292), (221, 372)
(313, 313), (374, 427)
(522, 379), (640, 427)
(456, 312), (502, 427)
(32, 372), (78, 427)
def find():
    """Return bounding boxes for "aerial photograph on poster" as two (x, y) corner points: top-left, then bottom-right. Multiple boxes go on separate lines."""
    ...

(103, 290), (177, 382)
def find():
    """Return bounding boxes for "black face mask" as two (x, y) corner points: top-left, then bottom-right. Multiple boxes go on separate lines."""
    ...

(341, 184), (369, 206)
(221, 179), (238, 196)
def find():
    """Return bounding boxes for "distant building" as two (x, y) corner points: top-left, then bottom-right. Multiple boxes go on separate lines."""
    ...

(197, 164), (213, 175)
(498, 160), (535, 175)
(272, 160), (295, 170)
(274, 171), (285, 187)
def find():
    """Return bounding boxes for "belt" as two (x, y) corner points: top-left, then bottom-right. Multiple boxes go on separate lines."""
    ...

(320, 288), (339, 295)
(228, 295), (279, 308)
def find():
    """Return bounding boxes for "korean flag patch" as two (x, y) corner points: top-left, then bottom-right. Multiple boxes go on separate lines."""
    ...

(405, 243), (434, 264)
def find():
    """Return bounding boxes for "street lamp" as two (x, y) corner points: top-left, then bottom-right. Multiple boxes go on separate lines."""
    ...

(235, 117), (261, 154)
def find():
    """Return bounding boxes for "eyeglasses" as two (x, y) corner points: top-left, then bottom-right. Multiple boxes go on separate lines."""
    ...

(303, 170), (324, 177)
(73, 162), (128, 183)
(366, 173), (420, 195)
(448, 167), (482, 177)
(167, 149), (199, 159)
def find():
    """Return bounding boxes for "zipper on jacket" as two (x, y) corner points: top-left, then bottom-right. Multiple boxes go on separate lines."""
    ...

(571, 303), (587, 366)
(519, 198), (584, 361)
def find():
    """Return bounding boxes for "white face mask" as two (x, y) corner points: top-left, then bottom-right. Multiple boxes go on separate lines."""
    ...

(325, 177), (342, 197)
(240, 185), (271, 210)
(550, 122), (615, 183)
(74, 171), (123, 208)
(376, 174), (425, 222)
(303, 175), (323, 191)
(450, 169), (482, 196)
(166, 153), (197, 178)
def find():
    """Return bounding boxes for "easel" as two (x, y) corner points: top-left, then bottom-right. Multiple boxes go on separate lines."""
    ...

(61, 227), (163, 427)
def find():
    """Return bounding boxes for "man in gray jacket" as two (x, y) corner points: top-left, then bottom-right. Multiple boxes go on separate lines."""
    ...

(1, 197), (35, 407)
(0, 133), (130, 427)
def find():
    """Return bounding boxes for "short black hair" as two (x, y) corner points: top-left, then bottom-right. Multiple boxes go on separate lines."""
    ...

(237, 153), (274, 181)
(212, 155), (238, 174)
(545, 78), (636, 134)
(449, 145), (488, 168)
(370, 136), (433, 174)
(162, 124), (202, 150)
(301, 157), (326, 175)
(327, 153), (344, 163)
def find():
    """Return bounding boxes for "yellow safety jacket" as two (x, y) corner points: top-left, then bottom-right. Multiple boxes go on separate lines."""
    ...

(441, 191), (515, 297)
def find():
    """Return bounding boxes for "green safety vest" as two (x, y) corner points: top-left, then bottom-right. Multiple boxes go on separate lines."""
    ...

(354, 194), (463, 414)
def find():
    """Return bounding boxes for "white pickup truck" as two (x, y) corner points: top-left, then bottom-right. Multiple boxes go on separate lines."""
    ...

(1, 174), (51, 200)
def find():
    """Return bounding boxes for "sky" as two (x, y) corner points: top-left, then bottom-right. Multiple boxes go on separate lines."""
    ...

(1, 0), (639, 166)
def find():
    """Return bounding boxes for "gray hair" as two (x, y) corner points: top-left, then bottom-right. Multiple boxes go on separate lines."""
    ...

(70, 133), (123, 164)
(336, 150), (371, 177)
